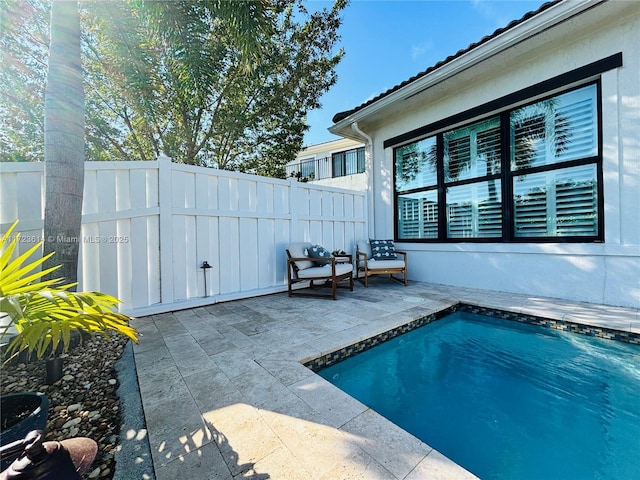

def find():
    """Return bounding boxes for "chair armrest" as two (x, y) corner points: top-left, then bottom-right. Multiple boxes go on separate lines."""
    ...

(288, 256), (313, 263)
(310, 257), (335, 263)
(287, 256), (315, 275)
(390, 251), (407, 266)
(290, 256), (337, 268)
(356, 251), (368, 269)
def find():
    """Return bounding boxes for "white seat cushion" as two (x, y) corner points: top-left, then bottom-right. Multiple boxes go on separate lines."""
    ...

(288, 242), (314, 270)
(297, 263), (353, 279)
(362, 259), (405, 270)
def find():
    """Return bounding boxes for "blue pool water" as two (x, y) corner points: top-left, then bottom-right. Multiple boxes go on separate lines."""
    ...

(319, 312), (640, 479)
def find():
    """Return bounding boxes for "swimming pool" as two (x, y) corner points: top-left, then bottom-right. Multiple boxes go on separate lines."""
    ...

(318, 310), (640, 479)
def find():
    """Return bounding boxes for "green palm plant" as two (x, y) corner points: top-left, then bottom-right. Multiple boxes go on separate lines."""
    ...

(0, 221), (138, 362)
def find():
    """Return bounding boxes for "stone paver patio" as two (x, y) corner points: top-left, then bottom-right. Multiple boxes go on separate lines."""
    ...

(132, 280), (639, 479)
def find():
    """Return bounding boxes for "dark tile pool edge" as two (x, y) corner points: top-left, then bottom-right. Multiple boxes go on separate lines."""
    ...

(458, 304), (640, 345)
(303, 305), (457, 372)
(303, 303), (640, 372)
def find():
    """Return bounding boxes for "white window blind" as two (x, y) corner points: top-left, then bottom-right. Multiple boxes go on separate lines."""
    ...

(398, 191), (438, 239)
(511, 84), (597, 170)
(444, 117), (500, 182)
(395, 137), (438, 191)
(513, 164), (597, 237)
(447, 182), (502, 238)
(393, 82), (600, 242)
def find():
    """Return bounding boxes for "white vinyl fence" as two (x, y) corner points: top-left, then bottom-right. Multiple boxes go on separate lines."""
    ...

(0, 156), (367, 315)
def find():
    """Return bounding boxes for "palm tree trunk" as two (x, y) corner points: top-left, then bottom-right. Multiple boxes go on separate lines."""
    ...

(43, 0), (84, 285)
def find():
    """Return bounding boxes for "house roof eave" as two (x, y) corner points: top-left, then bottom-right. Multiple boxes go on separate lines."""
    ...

(329, 0), (606, 135)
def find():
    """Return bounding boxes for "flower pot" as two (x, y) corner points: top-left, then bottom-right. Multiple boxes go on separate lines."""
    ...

(0, 392), (49, 470)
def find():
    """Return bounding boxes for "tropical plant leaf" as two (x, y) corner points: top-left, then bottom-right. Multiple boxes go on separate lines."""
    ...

(0, 221), (64, 295)
(1, 221), (139, 362)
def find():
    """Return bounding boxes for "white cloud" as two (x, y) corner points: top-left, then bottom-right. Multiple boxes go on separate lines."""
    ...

(411, 41), (433, 60)
(472, 0), (495, 18)
(363, 88), (388, 103)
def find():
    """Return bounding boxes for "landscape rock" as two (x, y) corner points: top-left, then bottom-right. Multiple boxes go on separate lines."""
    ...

(1, 334), (129, 480)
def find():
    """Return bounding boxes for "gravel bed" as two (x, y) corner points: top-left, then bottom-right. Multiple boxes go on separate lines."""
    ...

(1, 334), (129, 479)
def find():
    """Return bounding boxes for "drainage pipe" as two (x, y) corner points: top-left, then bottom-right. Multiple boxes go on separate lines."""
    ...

(351, 122), (375, 239)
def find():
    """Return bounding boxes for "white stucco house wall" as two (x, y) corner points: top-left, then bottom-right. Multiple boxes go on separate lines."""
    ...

(329, 0), (639, 308)
(287, 137), (366, 190)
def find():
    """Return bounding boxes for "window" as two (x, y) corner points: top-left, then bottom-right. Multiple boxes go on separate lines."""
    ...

(395, 137), (438, 239)
(444, 117), (501, 182)
(398, 190), (439, 239)
(447, 181), (502, 238)
(332, 147), (365, 177)
(513, 164), (598, 237)
(444, 117), (502, 238)
(287, 157), (315, 180)
(300, 159), (315, 179)
(393, 83), (602, 242)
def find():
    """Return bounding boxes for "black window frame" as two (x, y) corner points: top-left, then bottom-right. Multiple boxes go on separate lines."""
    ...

(391, 77), (608, 244)
(332, 147), (365, 178)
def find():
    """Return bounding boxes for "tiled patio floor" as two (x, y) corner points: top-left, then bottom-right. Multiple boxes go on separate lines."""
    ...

(132, 281), (639, 480)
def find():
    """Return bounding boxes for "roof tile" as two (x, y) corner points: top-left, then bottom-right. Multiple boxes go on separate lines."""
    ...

(332, 0), (561, 124)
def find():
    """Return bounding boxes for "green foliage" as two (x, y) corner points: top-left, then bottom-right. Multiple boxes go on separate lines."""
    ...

(3, 0), (346, 178)
(0, 221), (138, 361)
(0, 0), (49, 162)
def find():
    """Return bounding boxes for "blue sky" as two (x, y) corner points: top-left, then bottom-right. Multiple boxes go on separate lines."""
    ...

(303, 0), (546, 146)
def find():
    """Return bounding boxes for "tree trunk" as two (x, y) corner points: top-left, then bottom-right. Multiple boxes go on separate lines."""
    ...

(43, 0), (84, 286)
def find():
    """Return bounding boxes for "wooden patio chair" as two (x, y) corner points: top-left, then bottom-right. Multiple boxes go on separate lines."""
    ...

(356, 239), (407, 287)
(286, 242), (353, 300)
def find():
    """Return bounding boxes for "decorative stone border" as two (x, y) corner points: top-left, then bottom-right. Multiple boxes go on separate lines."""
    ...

(304, 305), (456, 372)
(304, 303), (640, 372)
(458, 304), (640, 345)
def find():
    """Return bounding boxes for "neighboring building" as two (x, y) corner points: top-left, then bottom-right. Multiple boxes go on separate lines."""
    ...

(329, 0), (639, 308)
(287, 137), (366, 190)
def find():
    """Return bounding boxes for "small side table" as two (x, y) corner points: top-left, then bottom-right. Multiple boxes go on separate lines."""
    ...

(334, 255), (352, 265)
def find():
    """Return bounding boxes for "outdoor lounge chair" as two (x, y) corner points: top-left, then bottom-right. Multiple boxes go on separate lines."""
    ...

(286, 242), (353, 300)
(356, 239), (407, 287)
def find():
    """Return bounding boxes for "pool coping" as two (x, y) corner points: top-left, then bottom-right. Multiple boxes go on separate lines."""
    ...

(303, 302), (640, 373)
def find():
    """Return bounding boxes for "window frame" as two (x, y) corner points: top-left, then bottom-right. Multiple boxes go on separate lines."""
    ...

(332, 147), (365, 178)
(392, 80), (604, 244)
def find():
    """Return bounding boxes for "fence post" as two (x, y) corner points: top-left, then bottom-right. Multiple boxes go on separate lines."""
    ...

(158, 155), (174, 304)
(289, 178), (300, 241)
